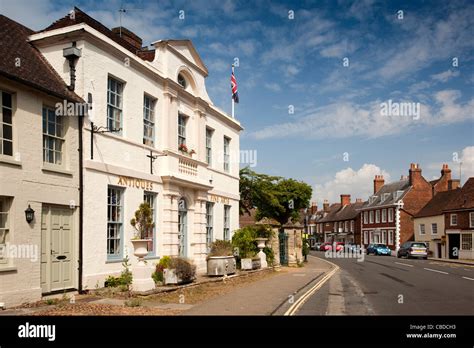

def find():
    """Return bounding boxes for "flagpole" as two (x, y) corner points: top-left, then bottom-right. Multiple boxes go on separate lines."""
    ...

(231, 64), (235, 119)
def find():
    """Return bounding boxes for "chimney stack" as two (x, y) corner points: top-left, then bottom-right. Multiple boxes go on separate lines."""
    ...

(310, 202), (318, 214)
(340, 194), (351, 207)
(409, 163), (423, 187)
(441, 163), (452, 180)
(112, 27), (143, 50)
(323, 200), (330, 212)
(374, 175), (385, 194)
(448, 179), (460, 190)
(356, 198), (362, 203)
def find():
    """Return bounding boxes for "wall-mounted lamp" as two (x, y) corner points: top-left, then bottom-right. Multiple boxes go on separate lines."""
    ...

(25, 205), (35, 224)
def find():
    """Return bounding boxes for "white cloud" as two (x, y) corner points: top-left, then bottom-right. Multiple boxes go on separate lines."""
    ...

(313, 164), (391, 204)
(250, 90), (473, 140)
(431, 69), (460, 82)
(264, 83), (281, 92)
(459, 146), (474, 182)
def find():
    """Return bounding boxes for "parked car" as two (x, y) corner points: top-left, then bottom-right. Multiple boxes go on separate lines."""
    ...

(366, 243), (391, 256)
(345, 243), (360, 253)
(397, 242), (428, 259)
(311, 242), (323, 251)
(321, 242), (344, 252)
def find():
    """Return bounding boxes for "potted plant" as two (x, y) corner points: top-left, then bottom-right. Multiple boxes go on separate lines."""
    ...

(163, 257), (196, 285)
(178, 143), (188, 153)
(207, 240), (236, 276)
(130, 202), (154, 265)
(232, 226), (259, 270)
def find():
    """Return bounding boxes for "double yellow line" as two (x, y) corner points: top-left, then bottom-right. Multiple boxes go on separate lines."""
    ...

(284, 256), (339, 316)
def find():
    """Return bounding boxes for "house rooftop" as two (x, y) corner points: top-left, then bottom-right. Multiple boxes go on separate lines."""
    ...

(0, 15), (83, 103)
(415, 189), (460, 218)
(443, 177), (474, 211)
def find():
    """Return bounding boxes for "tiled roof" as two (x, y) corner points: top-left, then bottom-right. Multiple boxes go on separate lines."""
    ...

(41, 7), (155, 62)
(359, 179), (411, 210)
(318, 202), (364, 223)
(415, 189), (460, 218)
(0, 15), (83, 103)
(443, 177), (474, 211)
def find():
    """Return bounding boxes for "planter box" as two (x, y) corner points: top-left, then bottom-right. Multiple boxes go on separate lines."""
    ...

(241, 258), (253, 270)
(207, 256), (236, 276)
(163, 268), (180, 285)
(252, 258), (261, 270)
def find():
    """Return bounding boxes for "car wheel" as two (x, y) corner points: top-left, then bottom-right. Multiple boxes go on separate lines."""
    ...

(397, 252), (401, 258)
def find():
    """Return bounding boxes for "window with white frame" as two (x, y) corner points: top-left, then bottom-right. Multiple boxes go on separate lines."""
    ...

(344, 221), (348, 232)
(388, 230), (394, 245)
(223, 136), (230, 172)
(107, 77), (123, 132)
(419, 224), (425, 235)
(388, 208), (394, 222)
(333, 223), (337, 232)
(0, 197), (11, 264)
(143, 95), (156, 146)
(431, 223), (438, 235)
(369, 230), (373, 243)
(461, 233), (472, 250)
(0, 91), (13, 156)
(450, 214), (457, 226)
(350, 220), (354, 232)
(206, 202), (214, 252)
(382, 230), (387, 244)
(382, 209), (387, 223)
(107, 187), (123, 260)
(206, 128), (213, 165)
(363, 231), (368, 244)
(364, 211), (368, 224)
(470, 212), (474, 228)
(178, 114), (186, 147)
(43, 106), (64, 165)
(223, 205), (230, 241)
(369, 211), (374, 224)
(144, 191), (157, 255)
(375, 210), (380, 223)
(339, 221), (343, 231)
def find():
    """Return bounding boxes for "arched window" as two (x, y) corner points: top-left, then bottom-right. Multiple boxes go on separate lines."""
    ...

(177, 73), (187, 89)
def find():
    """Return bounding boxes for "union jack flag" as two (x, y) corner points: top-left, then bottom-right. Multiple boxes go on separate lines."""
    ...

(231, 71), (239, 103)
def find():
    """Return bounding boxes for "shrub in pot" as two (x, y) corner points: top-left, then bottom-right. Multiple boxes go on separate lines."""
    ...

(207, 240), (236, 276)
(231, 226), (260, 270)
(130, 202), (154, 264)
(151, 256), (171, 285)
(163, 257), (196, 285)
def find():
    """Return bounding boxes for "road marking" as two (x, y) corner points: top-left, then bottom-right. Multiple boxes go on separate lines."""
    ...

(463, 269), (471, 272)
(284, 256), (339, 316)
(395, 262), (414, 267)
(424, 268), (448, 275)
(462, 276), (474, 281)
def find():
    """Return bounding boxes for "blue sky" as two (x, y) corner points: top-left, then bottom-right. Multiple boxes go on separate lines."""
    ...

(1, 0), (473, 205)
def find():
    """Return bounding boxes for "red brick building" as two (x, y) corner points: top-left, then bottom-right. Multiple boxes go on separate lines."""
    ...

(443, 177), (474, 260)
(358, 163), (451, 251)
(317, 195), (364, 244)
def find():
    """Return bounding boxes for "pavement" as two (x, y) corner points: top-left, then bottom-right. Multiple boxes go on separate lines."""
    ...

(297, 251), (474, 315)
(182, 256), (334, 315)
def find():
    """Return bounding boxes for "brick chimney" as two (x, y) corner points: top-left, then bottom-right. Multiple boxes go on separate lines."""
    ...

(310, 202), (318, 214)
(112, 27), (143, 50)
(448, 179), (460, 190)
(323, 200), (330, 212)
(340, 194), (351, 207)
(356, 198), (362, 203)
(374, 175), (385, 194)
(441, 163), (452, 180)
(409, 163), (423, 187)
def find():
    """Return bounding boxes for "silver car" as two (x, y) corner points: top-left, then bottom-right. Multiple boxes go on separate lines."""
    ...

(397, 241), (428, 259)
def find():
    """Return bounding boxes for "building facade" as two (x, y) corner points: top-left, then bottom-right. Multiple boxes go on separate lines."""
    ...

(358, 163), (441, 251)
(28, 8), (242, 289)
(443, 177), (474, 260)
(0, 15), (83, 306)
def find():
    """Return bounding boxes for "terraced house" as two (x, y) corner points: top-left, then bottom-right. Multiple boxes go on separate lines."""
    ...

(0, 15), (83, 306)
(1, 7), (242, 303)
(358, 163), (453, 251)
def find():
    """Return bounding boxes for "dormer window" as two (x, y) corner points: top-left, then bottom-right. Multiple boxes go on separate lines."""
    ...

(393, 190), (404, 200)
(369, 196), (377, 204)
(383, 193), (391, 201)
(177, 73), (187, 89)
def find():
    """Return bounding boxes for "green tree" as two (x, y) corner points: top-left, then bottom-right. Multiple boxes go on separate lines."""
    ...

(239, 167), (312, 227)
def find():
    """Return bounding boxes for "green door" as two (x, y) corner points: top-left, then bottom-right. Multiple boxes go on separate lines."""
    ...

(279, 231), (288, 266)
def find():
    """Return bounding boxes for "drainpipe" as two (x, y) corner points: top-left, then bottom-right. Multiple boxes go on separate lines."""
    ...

(63, 42), (84, 293)
(395, 200), (404, 252)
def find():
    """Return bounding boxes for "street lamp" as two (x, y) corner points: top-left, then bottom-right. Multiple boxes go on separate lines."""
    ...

(25, 205), (35, 224)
